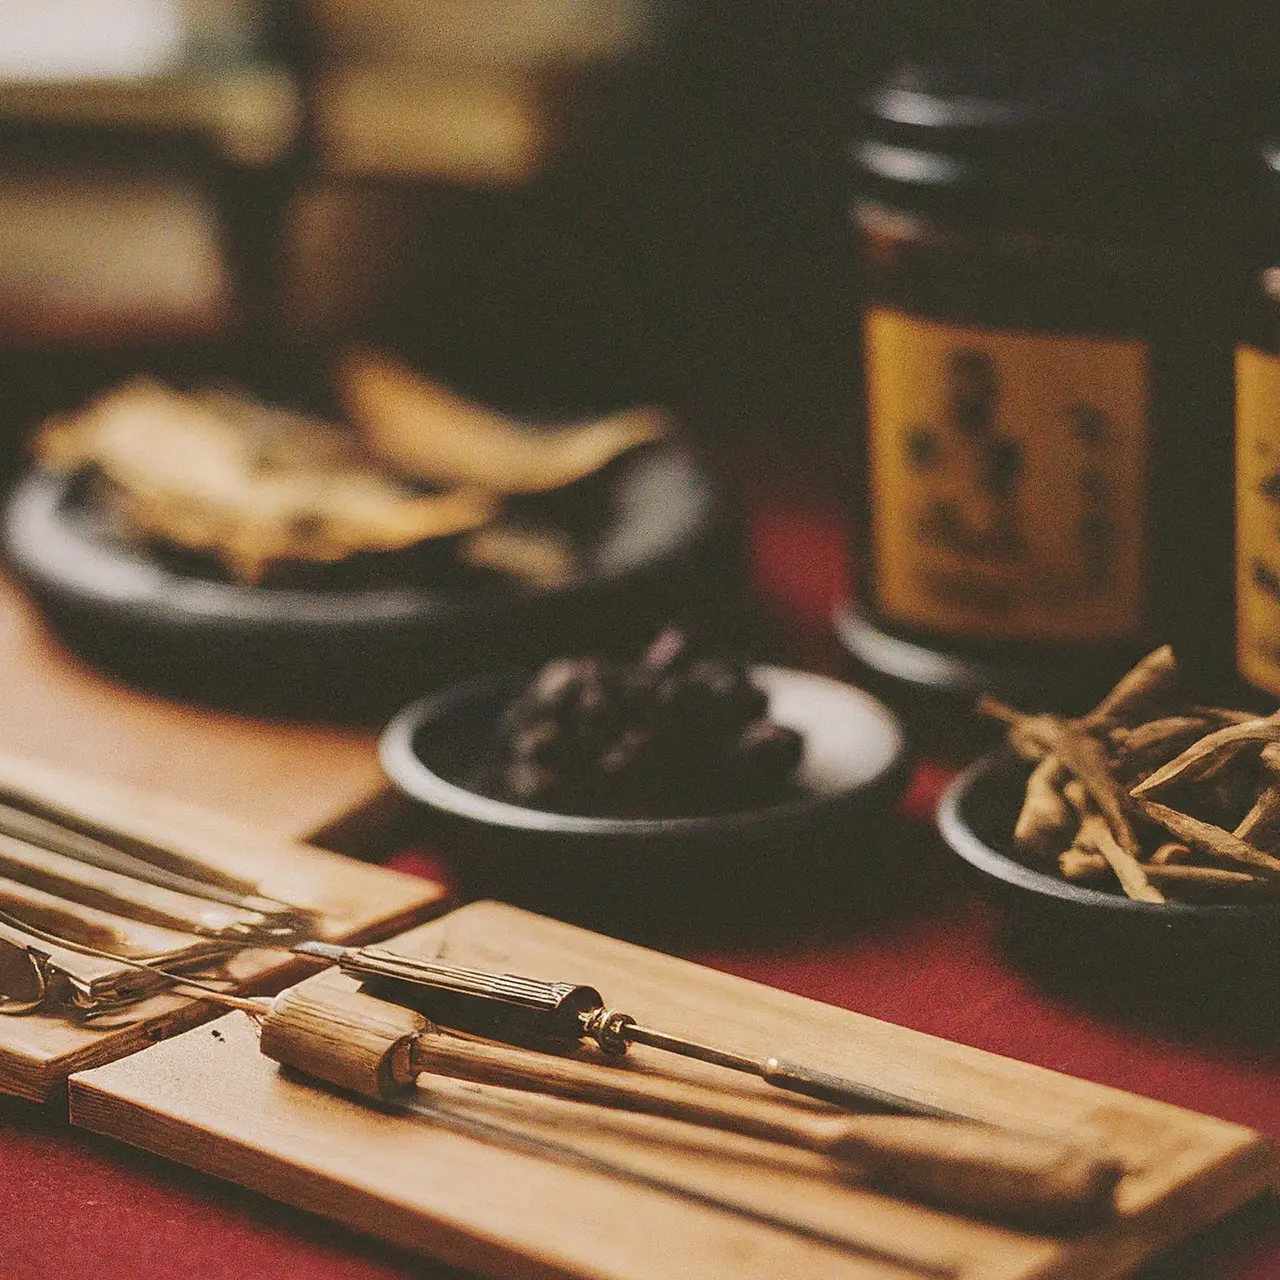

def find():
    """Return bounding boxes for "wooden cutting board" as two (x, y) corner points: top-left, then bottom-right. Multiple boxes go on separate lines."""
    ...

(0, 751), (446, 1102)
(68, 901), (1279, 1280)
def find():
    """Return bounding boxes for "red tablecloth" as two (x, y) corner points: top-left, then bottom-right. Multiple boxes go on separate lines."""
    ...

(2, 492), (1278, 1279)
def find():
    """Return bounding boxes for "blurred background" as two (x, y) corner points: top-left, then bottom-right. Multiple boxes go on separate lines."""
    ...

(0, 0), (879, 497)
(0, 1), (1273, 487)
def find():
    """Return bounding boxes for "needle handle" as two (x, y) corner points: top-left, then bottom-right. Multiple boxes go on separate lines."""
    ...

(260, 987), (1124, 1226)
(294, 942), (604, 1043)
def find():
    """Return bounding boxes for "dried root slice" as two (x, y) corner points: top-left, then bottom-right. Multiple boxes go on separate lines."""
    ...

(976, 697), (1062, 761)
(459, 523), (580, 590)
(1148, 842), (1194, 866)
(1060, 849), (1276, 898)
(1130, 717), (1280, 797)
(1134, 798), (1280, 879)
(1187, 705), (1263, 727)
(1074, 812), (1164, 903)
(1109, 715), (1213, 765)
(35, 379), (496, 584)
(1013, 754), (1071, 858)
(1234, 743), (1280, 845)
(1053, 724), (1144, 862)
(1080, 645), (1178, 728)
(340, 348), (669, 494)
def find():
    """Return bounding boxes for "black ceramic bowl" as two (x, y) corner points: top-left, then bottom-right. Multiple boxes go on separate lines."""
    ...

(2, 445), (744, 719)
(938, 751), (1280, 1024)
(379, 665), (908, 944)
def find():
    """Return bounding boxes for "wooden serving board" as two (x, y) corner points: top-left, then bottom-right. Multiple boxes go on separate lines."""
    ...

(0, 752), (446, 1102)
(68, 901), (1278, 1280)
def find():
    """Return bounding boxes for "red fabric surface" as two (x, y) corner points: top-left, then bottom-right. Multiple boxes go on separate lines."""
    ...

(2, 495), (1279, 1279)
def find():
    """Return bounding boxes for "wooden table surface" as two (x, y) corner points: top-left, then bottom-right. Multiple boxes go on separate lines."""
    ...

(0, 569), (397, 851)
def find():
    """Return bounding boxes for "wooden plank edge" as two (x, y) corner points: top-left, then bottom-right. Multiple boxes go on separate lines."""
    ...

(304, 784), (419, 860)
(67, 1071), (607, 1280)
(68, 1050), (1274, 1280)
(1027, 1133), (1280, 1280)
(1, 995), (218, 1105)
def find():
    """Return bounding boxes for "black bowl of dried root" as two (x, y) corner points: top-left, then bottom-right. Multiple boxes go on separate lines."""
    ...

(938, 647), (1280, 964)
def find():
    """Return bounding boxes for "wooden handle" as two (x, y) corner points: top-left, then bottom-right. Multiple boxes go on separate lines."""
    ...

(410, 1028), (1123, 1223)
(261, 988), (1124, 1224)
(818, 1117), (1124, 1225)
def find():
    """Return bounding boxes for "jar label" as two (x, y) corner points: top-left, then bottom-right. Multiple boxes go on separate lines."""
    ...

(1235, 344), (1280, 696)
(865, 307), (1148, 641)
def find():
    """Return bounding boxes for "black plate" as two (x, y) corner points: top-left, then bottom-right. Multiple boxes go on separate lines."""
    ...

(938, 751), (1280, 1027)
(2, 445), (744, 719)
(379, 664), (908, 944)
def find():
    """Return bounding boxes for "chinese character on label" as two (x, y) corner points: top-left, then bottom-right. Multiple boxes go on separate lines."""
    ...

(865, 307), (1147, 642)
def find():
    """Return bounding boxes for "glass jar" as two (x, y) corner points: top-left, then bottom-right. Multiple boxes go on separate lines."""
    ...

(1234, 134), (1280, 703)
(837, 44), (1246, 724)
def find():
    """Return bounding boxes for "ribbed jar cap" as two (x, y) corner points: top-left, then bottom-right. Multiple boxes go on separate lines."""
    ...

(852, 40), (1242, 237)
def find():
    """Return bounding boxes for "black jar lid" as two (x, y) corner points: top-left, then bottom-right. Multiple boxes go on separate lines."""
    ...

(852, 40), (1241, 236)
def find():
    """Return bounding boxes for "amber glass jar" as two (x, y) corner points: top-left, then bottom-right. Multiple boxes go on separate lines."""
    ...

(838, 45), (1245, 722)
(1233, 134), (1280, 702)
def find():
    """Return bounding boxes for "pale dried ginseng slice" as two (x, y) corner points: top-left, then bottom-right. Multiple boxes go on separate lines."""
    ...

(339, 347), (670, 494)
(35, 379), (496, 584)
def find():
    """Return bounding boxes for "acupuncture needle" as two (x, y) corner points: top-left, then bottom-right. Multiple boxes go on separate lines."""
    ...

(293, 941), (972, 1122)
(0, 890), (957, 1122)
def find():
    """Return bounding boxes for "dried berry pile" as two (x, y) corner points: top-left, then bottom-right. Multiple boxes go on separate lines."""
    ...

(494, 627), (804, 817)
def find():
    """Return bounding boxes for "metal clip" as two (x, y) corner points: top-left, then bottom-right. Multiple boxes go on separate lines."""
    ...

(0, 911), (236, 1018)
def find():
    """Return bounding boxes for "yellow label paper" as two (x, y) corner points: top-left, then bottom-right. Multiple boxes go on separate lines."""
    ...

(865, 307), (1148, 641)
(1235, 344), (1280, 695)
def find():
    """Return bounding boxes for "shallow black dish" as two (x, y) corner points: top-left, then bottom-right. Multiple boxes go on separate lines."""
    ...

(832, 599), (1143, 763)
(2, 444), (744, 720)
(938, 751), (1280, 1031)
(379, 665), (908, 945)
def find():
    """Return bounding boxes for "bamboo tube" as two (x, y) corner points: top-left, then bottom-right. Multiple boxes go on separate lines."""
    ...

(261, 985), (425, 1098)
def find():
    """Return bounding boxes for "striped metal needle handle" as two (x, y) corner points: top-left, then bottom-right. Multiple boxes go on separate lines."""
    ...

(294, 942), (966, 1121)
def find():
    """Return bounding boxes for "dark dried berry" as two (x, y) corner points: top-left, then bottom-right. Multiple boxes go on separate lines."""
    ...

(494, 627), (804, 816)
(641, 625), (694, 677)
(509, 719), (572, 767)
(598, 725), (653, 777)
(503, 758), (559, 805)
(653, 659), (763, 741)
(736, 720), (805, 776)
(530, 658), (595, 715)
